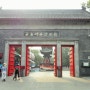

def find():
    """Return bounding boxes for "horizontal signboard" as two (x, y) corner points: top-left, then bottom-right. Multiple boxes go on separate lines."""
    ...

(24, 31), (60, 38)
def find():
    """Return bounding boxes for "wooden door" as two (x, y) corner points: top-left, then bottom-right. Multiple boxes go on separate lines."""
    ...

(8, 46), (15, 76)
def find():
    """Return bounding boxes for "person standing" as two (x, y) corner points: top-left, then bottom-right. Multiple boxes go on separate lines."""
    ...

(0, 62), (2, 77)
(1, 63), (7, 82)
(13, 64), (20, 80)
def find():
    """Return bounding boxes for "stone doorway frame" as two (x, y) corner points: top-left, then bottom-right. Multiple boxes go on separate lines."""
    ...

(4, 40), (79, 77)
(57, 41), (79, 77)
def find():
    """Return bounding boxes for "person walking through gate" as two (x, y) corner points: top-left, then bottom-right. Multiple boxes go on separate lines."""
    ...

(13, 63), (20, 80)
(1, 63), (7, 82)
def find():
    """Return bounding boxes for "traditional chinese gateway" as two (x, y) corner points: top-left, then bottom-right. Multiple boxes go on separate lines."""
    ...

(0, 8), (90, 77)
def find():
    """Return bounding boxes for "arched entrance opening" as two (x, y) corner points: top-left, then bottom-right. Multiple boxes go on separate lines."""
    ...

(26, 45), (57, 77)
(61, 45), (75, 77)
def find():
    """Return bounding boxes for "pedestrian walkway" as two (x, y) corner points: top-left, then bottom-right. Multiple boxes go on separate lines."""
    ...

(0, 71), (90, 90)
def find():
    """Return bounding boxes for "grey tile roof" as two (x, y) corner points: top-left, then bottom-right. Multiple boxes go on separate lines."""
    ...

(0, 9), (90, 19)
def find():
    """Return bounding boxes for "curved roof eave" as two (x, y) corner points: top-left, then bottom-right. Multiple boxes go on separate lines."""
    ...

(0, 17), (90, 21)
(0, 9), (90, 20)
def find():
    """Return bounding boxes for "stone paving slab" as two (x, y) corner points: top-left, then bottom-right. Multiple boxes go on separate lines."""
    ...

(0, 72), (90, 90)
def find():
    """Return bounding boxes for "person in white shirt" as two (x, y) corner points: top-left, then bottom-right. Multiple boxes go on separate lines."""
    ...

(1, 63), (7, 82)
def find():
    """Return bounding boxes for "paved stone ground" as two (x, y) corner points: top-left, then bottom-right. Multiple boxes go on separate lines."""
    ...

(0, 71), (90, 90)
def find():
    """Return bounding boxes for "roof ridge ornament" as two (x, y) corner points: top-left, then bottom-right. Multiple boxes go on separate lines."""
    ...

(81, 2), (86, 11)
(82, 6), (86, 11)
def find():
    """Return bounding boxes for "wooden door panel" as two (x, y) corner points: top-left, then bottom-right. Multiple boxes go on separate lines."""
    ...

(8, 46), (15, 76)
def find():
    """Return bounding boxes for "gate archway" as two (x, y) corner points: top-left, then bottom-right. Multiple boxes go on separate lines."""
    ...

(5, 40), (79, 77)
(26, 45), (57, 77)
(61, 45), (75, 77)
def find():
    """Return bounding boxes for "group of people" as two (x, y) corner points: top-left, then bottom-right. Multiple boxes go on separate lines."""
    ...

(0, 62), (20, 82)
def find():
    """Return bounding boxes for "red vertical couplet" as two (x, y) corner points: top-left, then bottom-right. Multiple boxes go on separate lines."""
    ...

(54, 46), (57, 77)
(8, 46), (15, 76)
(26, 46), (30, 76)
(69, 46), (75, 77)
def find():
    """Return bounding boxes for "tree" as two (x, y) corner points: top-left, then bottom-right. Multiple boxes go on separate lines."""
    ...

(31, 49), (43, 67)
(87, 0), (90, 8)
(62, 47), (69, 66)
(81, 0), (90, 11)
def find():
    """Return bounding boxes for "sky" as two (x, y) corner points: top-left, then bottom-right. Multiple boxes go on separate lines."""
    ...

(0, 0), (88, 9)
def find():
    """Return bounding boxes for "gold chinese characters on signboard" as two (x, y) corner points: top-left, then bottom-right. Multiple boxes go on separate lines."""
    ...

(24, 31), (60, 37)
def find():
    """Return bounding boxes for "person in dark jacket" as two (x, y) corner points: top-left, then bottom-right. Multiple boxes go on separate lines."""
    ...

(13, 64), (20, 80)
(0, 62), (2, 77)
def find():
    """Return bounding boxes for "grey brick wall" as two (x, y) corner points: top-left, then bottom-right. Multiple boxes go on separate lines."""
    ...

(0, 19), (90, 76)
